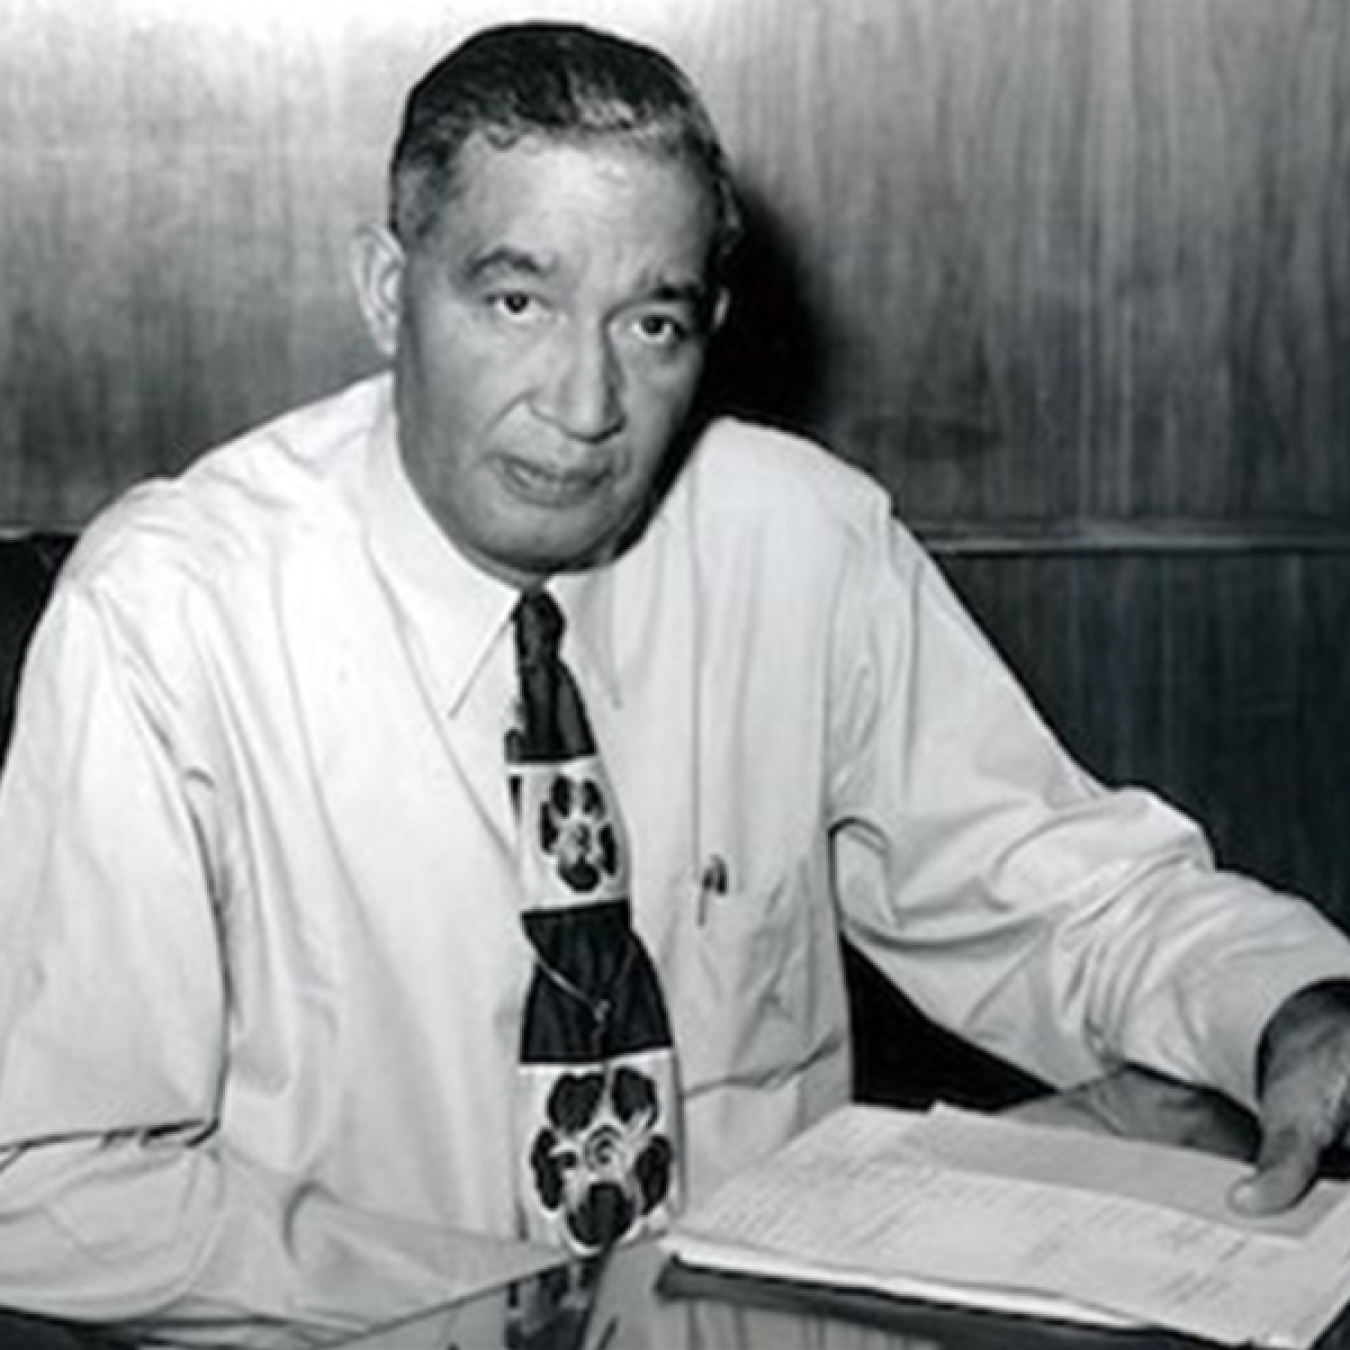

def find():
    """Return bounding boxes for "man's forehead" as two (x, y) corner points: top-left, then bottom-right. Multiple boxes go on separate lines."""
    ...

(430, 136), (718, 293)
(447, 130), (715, 227)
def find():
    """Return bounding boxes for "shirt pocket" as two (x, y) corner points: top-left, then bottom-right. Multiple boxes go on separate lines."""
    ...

(661, 862), (814, 1091)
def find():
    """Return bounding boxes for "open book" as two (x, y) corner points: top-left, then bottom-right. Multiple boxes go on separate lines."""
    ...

(664, 1104), (1350, 1348)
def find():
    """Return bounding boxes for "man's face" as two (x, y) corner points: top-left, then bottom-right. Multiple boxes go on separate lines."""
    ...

(358, 135), (725, 587)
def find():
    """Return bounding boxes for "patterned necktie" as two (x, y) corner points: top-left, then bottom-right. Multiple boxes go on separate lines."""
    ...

(506, 588), (682, 1253)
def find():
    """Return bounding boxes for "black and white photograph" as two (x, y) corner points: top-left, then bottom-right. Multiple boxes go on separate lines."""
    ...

(1, 2), (1349, 1346)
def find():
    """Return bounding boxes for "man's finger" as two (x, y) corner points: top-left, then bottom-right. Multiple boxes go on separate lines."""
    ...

(1229, 1124), (1322, 1215)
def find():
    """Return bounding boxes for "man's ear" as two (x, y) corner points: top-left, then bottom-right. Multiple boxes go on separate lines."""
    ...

(350, 224), (406, 360)
(711, 288), (730, 335)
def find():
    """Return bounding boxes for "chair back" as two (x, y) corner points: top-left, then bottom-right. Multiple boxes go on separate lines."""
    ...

(0, 534), (75, 763)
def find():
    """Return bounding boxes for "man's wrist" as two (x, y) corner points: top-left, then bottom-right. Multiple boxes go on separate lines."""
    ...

(1256, 979), (1350, 1096)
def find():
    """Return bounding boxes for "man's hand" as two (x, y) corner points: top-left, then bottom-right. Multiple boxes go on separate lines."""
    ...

(1230, 980), (1350, 1215)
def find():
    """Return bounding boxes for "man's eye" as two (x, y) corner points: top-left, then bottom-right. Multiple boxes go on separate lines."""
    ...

(488, 292), (544, 321)
(632, 313), (688, 347)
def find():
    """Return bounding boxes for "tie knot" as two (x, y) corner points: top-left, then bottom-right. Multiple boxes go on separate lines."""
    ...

(514, 588), (566, 670)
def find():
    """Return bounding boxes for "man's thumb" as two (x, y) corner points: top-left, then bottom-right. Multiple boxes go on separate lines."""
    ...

(1229, 1125), (1320, 1215)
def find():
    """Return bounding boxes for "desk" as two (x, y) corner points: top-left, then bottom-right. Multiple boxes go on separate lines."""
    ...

(2, 1071), (1346, 1349)
(320, 1069), (1349, 1350)
(327, 1220), (1350, 1350)
(326, 1236), (1213, 1350)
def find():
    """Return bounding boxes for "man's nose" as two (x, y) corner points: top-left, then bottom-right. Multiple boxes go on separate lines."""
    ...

(532, 325), (625, 441)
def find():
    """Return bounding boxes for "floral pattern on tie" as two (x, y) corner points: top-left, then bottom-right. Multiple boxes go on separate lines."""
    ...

(528, 1066), (675, 1253)
(537, 771), (621, 895)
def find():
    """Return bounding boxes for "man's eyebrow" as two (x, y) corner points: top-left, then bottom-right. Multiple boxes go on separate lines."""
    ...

(460, 246), (557, 284)
(638, 275), (717, 312)
(645, 278), (711, 304)
(457, 251), (714, 310)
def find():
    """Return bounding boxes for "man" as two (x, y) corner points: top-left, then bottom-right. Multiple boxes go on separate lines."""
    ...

(1, 18), (1350, 1344)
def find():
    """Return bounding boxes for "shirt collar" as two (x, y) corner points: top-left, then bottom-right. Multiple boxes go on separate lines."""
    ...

(361, 392), (517, 717)
(359, 384), (625, 715)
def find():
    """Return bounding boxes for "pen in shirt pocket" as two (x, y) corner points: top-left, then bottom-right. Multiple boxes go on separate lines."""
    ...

(696, 853), (730, 924)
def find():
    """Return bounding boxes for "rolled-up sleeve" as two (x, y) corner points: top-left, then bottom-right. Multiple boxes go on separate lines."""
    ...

(829, 510), (1350, 1111)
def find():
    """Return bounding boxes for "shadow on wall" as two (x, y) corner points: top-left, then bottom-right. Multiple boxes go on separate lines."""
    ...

(703, 182), (827, 433)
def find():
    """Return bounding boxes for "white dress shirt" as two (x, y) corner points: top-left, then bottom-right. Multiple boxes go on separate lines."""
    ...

(1, 374), (1348, 1339)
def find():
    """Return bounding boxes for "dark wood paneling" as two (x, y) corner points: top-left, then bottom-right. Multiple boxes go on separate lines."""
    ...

(937, 549), (1350, 913)
(704, 0), (1350, 528)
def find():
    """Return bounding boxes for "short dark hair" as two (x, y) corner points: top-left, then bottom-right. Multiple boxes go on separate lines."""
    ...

(389, 22), (742, 273)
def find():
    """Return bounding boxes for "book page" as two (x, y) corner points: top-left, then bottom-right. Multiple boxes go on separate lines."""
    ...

(908, 1105), (1342, 1238)
(667, 1105), (1350, 1349)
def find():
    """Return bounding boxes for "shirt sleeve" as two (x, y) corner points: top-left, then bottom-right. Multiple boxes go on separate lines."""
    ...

(0, 570), (499, 1341)
(828, 508), (1350, 1111)
(0, 565), (228, 1323)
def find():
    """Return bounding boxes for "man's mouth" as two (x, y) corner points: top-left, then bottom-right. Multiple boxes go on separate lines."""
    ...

(499, 456), (610, 507)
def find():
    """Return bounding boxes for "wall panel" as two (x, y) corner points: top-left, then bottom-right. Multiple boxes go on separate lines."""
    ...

(939, 548), (1350, 906)
(4, 0), (1348, 526)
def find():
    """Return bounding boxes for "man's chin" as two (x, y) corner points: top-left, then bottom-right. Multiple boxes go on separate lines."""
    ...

(500, 508), (646, 578)
(480, 529), (619, 587)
